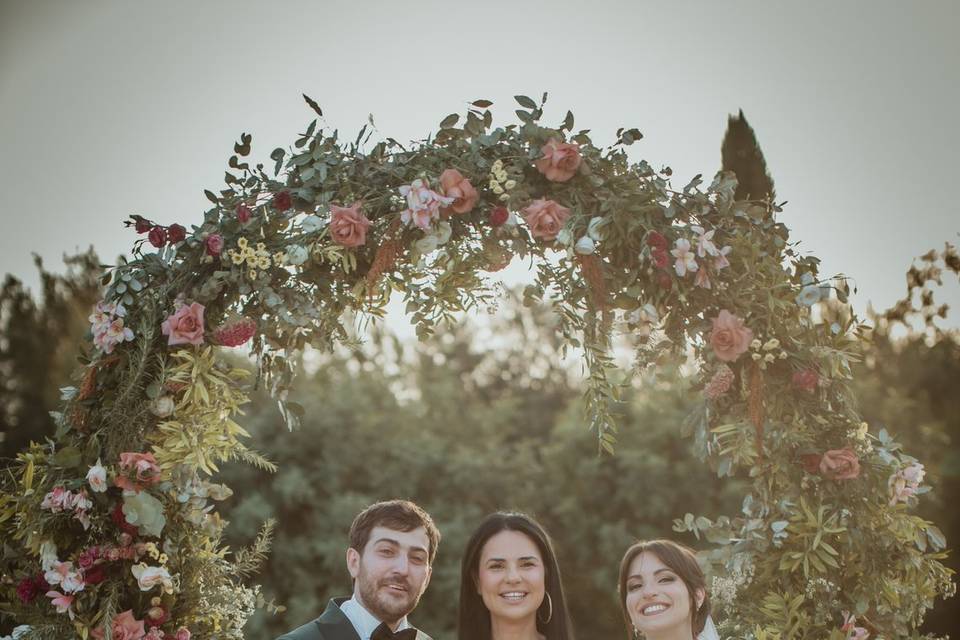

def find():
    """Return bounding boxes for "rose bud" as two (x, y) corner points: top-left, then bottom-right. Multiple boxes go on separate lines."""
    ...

(489, 206), (509, 227)
(167, 224), (187, 244)
(236, 204), (252, 224)
(148, 226), (167, 248)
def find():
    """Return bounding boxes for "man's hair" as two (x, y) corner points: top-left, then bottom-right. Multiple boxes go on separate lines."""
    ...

(348, 499), (441, 563)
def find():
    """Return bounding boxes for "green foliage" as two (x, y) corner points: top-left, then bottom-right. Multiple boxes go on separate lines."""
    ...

(217, 297), (744, 639)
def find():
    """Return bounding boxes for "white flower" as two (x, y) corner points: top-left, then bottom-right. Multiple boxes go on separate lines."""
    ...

(671, 238), (698, 277)
(555, 228), (573, 246)
(40, 541), (59, 571)
(691, 225), (719, 257)
(796, 284), (822, 306)
(713, 245), (732, 270)
(627, 304), (660, 337)
(574, 236), (596, 255)
(131, 563), (174, 594)
(434, 221), (452, 245)
(285, 244), (310, 266)
(87, 460), (108, 493)
(123, 490), (167, 538)
(5, 625), (32, 640)
(398, 179), (453, 230)
(151, 395), (176, 418)
(587, 216), (607, 242)
(301, 215), (325, 233)
(413, 235), (439, 255)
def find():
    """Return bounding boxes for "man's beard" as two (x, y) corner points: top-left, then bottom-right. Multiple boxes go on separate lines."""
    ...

(356, 566), (423, 624)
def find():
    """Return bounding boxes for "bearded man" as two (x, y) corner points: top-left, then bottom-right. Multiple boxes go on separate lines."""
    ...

(276, 499), (440, 640)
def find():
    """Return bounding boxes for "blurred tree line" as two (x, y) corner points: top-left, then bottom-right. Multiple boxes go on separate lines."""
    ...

(1, 252), (956, 638)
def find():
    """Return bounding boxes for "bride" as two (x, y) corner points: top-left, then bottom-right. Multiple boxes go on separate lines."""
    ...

(617, 540), (720, 640)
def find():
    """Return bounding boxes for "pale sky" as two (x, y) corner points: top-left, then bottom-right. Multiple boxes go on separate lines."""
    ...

(2, 0), (958, 331)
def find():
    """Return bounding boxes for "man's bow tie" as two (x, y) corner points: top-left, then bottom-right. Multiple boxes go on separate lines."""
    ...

(371, 622), (417, 640)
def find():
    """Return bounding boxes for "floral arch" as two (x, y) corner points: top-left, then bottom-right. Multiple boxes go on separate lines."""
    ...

(0, 94), (953, 640)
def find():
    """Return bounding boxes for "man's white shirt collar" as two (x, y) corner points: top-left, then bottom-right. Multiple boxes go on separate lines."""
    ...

(340, 596), (411, 639)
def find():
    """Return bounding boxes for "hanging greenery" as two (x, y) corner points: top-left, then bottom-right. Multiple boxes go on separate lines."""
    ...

(0, 94), (952, 639)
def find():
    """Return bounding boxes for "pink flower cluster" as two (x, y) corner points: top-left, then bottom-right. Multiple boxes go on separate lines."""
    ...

(889, 462), (925, 506)
(115, 452), (162, 493)
(399, 179), (454, 230)
(89, 300), (135, 354)
(40, 486), (93, 529)
(704, 364), (735, 399)
(669, 226), (731, 290)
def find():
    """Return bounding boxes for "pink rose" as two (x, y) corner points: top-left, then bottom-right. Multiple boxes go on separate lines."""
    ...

(175, 628), (192, 640)
(439, 169), (479, 214)
(161, 302), (205, 346)
(92, 610), (146, 640)
(116, 452), (162, 491)
(792, 369), (819, 392)
(535, 138), (582, 182)
(820, 448), (860, 480)
(204, 233), (224, 256)
(709, 310), (753, 362)
(329, 202), (372, 248)
(521, 198), (571, 241)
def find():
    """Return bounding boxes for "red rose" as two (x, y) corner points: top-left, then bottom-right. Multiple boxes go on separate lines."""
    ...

(135, 218), (153, 234)
(235, 204), (252, 224)
(167, 224), (186, 244)
(273, 191), (292, 212)
(16, 577), (39, 603)
(83, 564), (107, 585)
(792, 369), (819, 392)
(148, 226), (167, 248)
(112, 502), (139, 535)
(646, 231), (668, 251)
(204, 233), (224, 256)
(489, 206), (509, 227)
(651, 247), (669, 269)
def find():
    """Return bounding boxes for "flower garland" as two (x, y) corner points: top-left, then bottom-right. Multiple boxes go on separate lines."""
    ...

(0, 94), (952, 639)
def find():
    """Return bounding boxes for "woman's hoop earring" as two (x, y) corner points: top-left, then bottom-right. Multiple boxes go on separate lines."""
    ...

(537, 592), (553, 624)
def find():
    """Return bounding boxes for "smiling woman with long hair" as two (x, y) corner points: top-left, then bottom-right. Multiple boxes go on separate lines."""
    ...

(617, 540), (717, 640)
(457, 512), (575, 640)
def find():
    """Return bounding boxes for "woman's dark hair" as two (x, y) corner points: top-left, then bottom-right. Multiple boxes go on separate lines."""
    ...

(617, 539), (711, 638)
(457, 512), (575, 640)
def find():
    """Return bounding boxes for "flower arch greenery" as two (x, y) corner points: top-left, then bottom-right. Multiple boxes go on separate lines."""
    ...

(0, 94), (953, 640)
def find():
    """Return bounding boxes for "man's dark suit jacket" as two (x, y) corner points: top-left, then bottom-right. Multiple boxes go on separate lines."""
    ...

(275, 598), (434, 640)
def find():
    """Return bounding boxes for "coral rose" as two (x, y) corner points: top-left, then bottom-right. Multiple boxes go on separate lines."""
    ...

(521, 198), (571, 241)
(161, 302), (205, 346)
(92, 610), (146, 640)
(439, 169), (478, 214)
(329, 202), (371, 248)
(819, 448), (860, 480)
(535, 138), (582, 182)
(116, 452), (162, 491)
(709, 310), (753, 362)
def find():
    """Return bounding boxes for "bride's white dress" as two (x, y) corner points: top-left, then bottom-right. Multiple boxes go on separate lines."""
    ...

(698, 615), (721, 640)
